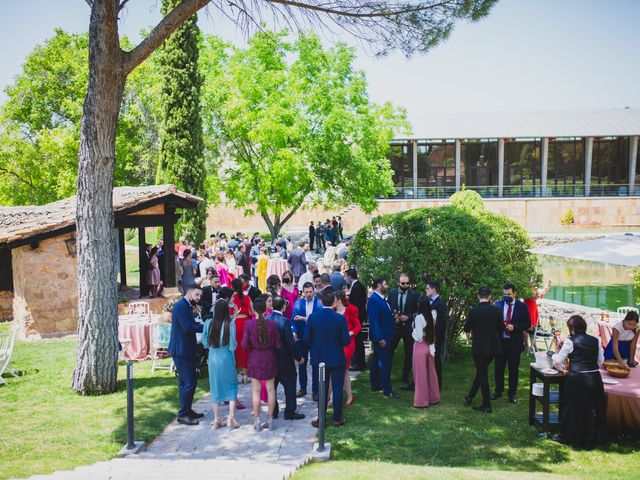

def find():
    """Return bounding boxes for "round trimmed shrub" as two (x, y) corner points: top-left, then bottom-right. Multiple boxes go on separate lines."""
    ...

(349, 205), (541, 356)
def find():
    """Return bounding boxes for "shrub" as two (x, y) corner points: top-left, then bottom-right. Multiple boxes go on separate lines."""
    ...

(349, 206), (541, 357)
(635, 269), (640, 305)
(450, 188), (484, 214)
(561, 209), (575, 225)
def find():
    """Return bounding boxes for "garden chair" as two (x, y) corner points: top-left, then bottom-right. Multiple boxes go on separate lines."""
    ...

(0, 326), (19, 385)
(617, 306), (639, 316)
(127, 300), (151, 316)
(151, 321), (172, 372)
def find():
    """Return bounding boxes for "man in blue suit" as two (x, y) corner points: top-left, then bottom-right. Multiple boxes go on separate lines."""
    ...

(492, 282), (531, 403)
(292, 282), (323, 398)
(168, 286), (205, 425)
(304, 289), (351, 427)
(368, 278), (399, 399)
(270, 295), (306, 420)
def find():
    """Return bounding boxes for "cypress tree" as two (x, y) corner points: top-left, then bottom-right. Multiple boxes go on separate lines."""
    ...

(157, 0), (206, 242)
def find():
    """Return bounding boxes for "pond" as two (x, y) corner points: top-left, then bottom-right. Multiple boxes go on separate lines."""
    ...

(538, 254), (637, 311)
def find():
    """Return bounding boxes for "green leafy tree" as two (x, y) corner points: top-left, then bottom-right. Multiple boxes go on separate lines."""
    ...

(201, 30), (409, 238)
(0, 29), (162, 206)
(156, 0), (207, 242)
(349, 206), (541, 355)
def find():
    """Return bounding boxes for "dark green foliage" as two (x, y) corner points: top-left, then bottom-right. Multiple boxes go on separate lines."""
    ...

(157, 0), (207, 243)
(349, 206), (541, 353)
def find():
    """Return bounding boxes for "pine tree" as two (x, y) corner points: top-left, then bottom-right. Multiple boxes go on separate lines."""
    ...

(157, 0), (207, 242)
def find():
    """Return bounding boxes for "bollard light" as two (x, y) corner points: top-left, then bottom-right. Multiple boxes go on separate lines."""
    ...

(317, 362), (326, 452)
(126, 361), (135, 449)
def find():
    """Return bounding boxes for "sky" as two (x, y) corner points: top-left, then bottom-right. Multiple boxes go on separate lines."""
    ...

(0, 0), (639, 134)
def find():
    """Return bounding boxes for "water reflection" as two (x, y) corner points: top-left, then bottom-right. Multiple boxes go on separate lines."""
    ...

(539, 254), (637, 310)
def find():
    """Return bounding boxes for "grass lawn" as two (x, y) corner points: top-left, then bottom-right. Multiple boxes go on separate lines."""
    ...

(0, 321), (209, 480)
(294, 344), (640, 480)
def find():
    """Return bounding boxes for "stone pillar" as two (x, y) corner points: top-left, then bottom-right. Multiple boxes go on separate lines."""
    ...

(118, 229), (127, 287)
(584, 136), (593, 197)
(630, 136), (638, 196)
(412, 140), (418, 197)
(541, 138), (549, 197)
(498, 138), (505, 197)
(455, 139), (461, 192)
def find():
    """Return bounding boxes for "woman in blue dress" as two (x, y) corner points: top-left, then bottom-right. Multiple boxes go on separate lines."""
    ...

(603, 311), (639, 369)
(203, 300), (240, 430)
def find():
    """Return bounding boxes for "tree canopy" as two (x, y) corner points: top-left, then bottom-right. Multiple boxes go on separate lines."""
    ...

(201, 30), (409, 237)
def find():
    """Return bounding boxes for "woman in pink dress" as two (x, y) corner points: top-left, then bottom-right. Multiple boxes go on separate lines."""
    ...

(215, 252), (230, 287)
(146, 246), (161, 297)
(230, 278), (252, 384)
(280, 270), (298, 319)
(412, 297), (440, 408)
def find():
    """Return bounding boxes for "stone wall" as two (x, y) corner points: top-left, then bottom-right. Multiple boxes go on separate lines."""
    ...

(12, 234), (78, 339)
(207, 196), (640, 236)
(0, 290), (12, 321)
(538, 299), (610, 331)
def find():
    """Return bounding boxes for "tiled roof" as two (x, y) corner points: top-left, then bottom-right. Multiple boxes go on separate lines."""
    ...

(0, 185), (203, 245)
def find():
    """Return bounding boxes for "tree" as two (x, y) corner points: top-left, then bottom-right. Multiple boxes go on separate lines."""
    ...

(0, 30), (162, 206)
(201, 30), (408, 238)
(156, 0), (207, 243)
(73, 0), (497, 394)
(349, 205), (541, 356)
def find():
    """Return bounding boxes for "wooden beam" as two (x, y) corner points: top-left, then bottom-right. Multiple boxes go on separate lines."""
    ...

(163, 206), (176, 289)
(138, 227), (147, 298)
(7, 225), (76, 249)
(115, 195), (200, 216)
(118, 229), (127, 287)
(0, 244), (13, 291)
(114, 213), (182, 229)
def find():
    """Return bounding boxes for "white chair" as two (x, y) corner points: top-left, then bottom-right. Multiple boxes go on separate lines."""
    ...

(0, 326), (19, 385)
(617, 306), (639, 316)
(127, 301), (151, 316)
(151, 322), (172, 372)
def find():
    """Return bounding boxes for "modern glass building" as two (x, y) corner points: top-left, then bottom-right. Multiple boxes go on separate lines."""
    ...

(386, 109), (640, 199)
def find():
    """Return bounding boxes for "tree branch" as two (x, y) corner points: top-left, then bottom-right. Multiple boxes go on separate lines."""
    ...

(84, 0), (93, 7)
(266, 0), (453, 19)
(122, 0), (212, 73)
(117, 0), (130, 13)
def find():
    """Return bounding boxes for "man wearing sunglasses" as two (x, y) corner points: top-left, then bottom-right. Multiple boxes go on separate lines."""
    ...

(388, 273), (419, 390)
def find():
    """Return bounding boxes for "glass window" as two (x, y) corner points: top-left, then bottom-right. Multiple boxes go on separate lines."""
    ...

(591, 137), (629, 185)
(459, 139), (498, 196)
(386, 142), (413, 197)
(548, 137), (585, 196)
(416, 140), (455, 188)
(504, 138), (541, 196)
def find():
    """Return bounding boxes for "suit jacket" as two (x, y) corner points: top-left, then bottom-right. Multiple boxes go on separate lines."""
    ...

(367, 292), (394, 344)
(292, 296), (323, 338)
(308, 225), (315, 239)
(288, 247), (308, 278)
(329, 272), (347, 291)
(430, 296), (449, 347)
(168, 297), (204, 358)
(348, 280), (368, 325)
(316, 285), (335, 298)
(198, 285), (219, 318)
(246, 285), (262, 302)
(304, 307), (350, 367)
(270, 311), (301, 374)
(387, 287), (419, 332)
(463, 302), (504, 356)
(493, 298), (531, 354)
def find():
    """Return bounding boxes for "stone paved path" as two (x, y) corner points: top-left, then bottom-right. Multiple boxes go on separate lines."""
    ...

(17, 365), (358, 480)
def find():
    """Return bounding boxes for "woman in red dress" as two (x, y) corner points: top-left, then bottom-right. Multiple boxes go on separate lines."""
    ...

(335, 289), (361, 407)
(231, 278), (252, 384)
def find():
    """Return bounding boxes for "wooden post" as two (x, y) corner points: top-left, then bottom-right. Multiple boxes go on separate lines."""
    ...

(138, 227), (147, 298)
(118, 229), (127, 287)
(164, 206), (176, 288)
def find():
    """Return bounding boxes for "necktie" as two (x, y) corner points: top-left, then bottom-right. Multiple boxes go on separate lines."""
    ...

(504, 303), (513, 339)
(399, 292), (405, 314)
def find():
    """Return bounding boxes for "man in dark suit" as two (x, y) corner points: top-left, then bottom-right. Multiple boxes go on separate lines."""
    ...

(292, 282), (323, 398)
(463, 286), (505, 413)
(199, 269), (220, 319)
(388, 273), (419, 388)
(234, 243), (250, 276)
(368, 278), (399, 399)
(316, 273), (335, 298)
(492, 282), (531, 403)
(270, 296), (305, 420)
(288, 241), (308, 283)
(239, 274), (261, 302)
(346, 268), (367, 371)
(308, 221), (315, 251)
(329, 263), (347, 291)
(304, 289), (351, 427)
(168, 286), (205, 425)
(426, 279), (448, 389)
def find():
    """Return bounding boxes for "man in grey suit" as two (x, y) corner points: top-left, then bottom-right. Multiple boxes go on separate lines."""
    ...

(288, 241), (308, 283)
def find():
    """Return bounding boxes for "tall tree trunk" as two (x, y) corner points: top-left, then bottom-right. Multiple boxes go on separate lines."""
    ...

(72, 0), (125, 394)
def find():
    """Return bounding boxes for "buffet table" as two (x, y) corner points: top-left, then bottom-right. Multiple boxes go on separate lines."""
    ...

(601, 366), (640, 432)
(266, 258), (289, 280)
(118, 314), (155, 361)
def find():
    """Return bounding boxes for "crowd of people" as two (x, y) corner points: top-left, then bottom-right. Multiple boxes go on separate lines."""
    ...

(163, 230), (639, 449)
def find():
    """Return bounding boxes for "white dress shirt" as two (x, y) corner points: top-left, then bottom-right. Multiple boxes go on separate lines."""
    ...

(305, 298), (315, 318)
(552, 337), (604, 373)
(412, 314), (436, 356)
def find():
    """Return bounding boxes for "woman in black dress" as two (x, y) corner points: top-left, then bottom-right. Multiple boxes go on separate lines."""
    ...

(552, 315), (605, 449)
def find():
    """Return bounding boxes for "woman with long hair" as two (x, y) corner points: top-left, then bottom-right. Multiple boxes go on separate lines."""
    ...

(335, 289), (361, 407)
(181, 249), (197, 291)
(603, 311), (639, 368)
(266, 274), (282, 297)
(256, 247), (269, 292)
(146, 246), (161, 297)
(280, 270), (298, 320)
(412, 297), (440, 407)
(215, 252), (230, 287)
(231, 278), (252, 384)
(241, 297), (281, 431)
(202, 300), (239, 429)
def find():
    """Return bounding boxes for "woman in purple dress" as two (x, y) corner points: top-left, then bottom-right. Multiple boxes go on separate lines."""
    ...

(242, 297), (281, 431)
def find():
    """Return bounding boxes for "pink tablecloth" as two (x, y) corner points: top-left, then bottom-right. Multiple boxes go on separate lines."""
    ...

(593, 320), (640, 363)
(267, 259), (288, 280)
(601, 366), (640, 432)
(118, 318), (152, 361)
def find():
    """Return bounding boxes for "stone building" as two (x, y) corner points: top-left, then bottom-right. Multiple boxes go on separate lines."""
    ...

(0, 185), (202, 339)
